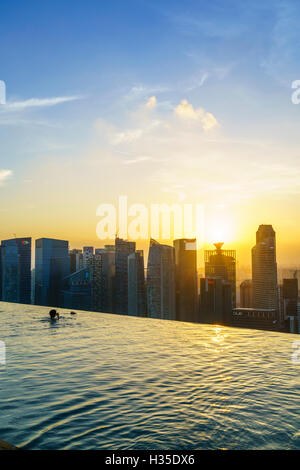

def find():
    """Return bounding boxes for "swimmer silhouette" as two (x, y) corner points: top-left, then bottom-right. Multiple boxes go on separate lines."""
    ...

(49, 309), (60, 321)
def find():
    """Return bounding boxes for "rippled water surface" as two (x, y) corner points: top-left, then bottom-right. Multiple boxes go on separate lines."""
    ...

(1, 302), (300, 450)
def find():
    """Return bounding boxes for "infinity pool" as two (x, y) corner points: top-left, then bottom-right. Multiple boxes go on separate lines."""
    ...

(1, 301), (300, 449)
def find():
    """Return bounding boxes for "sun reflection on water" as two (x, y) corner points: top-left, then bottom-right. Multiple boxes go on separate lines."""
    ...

(212, 326), (227, 343)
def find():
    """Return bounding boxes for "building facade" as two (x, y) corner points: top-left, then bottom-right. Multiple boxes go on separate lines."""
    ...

(114, 238), (136, 315)
(199, 277), (232, 325)
(93, 249), (115, 313)
(1, 237), (31, 304)
(147, 239), (176, 320)
(83, 246), (94, 268)
(35, 238), (70, 307)
(69, 249), (83, 273)
(232, 307), (279, 332)
(173, 238), (198, 322)
(252, 225), (278, 311)
(205, 242), (236, 308)
(240, 279), (253, 308)
(62, 266), (92, 311)
(128, 250), (147, 317)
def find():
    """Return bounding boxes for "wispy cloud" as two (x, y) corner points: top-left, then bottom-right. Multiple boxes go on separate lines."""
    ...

(123, 85), (169, 103)
(122, 155), (168, 165)
(4, 95), (82, 111)
(0, 169), (12, 185)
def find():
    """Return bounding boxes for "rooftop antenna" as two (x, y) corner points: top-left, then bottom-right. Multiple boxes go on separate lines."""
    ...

(214, 242), (224, 252)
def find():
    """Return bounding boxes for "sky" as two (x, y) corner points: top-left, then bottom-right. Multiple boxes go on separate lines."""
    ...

(1, 0), (300, 267)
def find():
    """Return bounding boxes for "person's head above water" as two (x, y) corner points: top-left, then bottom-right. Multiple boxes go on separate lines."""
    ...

(49, 309), (58, 320)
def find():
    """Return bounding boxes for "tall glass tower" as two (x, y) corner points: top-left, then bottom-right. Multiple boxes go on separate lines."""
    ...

(128, 250), (147, 317)
(173, 239), (198, 322)
(35, 238), (70, 307)
(252, 225), (278, 310)
(205, 242), (236, 307)
(1, 237), (31, 304)
(114, 238), (136, 315)
(147, 239), (176, 320)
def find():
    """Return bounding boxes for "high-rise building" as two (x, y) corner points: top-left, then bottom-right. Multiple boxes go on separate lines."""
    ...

(69, 249), (83, 273)
(205, 243), (236, 307)
(62, 266), (93, 311)
(282, 278), (298, 314)
(93, 248), (115, 313)
(63, 247), (116, 313)
(128, 250), (147, 317)
(280, 278), (298, 332)
(252, 225), (278, 310)
(173, 238), (198, 322)
(83, 246), (94, 268)
(240, 279), (253, 308)
(1, 238), (31, 304)
(35, 238), (70, 307)
(147, 239), (176, 320)
(114, 238), (136, 315)
(199, 277), (232, 325)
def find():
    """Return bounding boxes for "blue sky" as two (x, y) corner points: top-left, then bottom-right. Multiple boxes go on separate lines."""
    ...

(1, 0), (300, 263)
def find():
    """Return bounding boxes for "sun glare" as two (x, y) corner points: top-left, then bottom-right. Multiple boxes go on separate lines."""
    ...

(206, 217), (234, 244)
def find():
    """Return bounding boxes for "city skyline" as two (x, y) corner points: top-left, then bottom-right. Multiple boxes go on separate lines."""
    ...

(1, 224), (298, 334)
(0, 224), (298, 271)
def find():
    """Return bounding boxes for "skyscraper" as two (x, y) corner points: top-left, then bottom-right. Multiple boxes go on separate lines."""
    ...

(62, 266), (93, 311)
(83, 246), (94, 268)
(173, 239), (198, 322)
(280, 278), (298, 331)
(147, 239), (176, 320)
(199, 277), (232, 325)
(114, 238), (136, 315)
(205, 243), (236, 308)
(128, 250), (147, 317)
(252, 225), (278, 310)
(240, 279), (253, 308)
(1, 238), (31, 304)
(69, 249), (83, 273)
(35, 238), (70, 307)
(93, 248), (115, 313)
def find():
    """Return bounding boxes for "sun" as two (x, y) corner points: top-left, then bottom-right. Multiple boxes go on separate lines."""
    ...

(206, 215), (235, 244)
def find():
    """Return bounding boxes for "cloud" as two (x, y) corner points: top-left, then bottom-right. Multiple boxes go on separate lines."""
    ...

(123, 156), (153, 165)
(124, 85), (169, 103)
(4, 95), (82, 111)
(122, 155), (169, 165)
(174, 99), (219, 130)
(0, 169), (12, 185)
(146, 96), (157, 109)
(112, 120), (162, 145)
(201, 112), (219, 131)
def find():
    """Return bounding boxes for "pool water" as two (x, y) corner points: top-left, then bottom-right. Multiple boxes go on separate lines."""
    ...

(0, 301), (300, 450)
